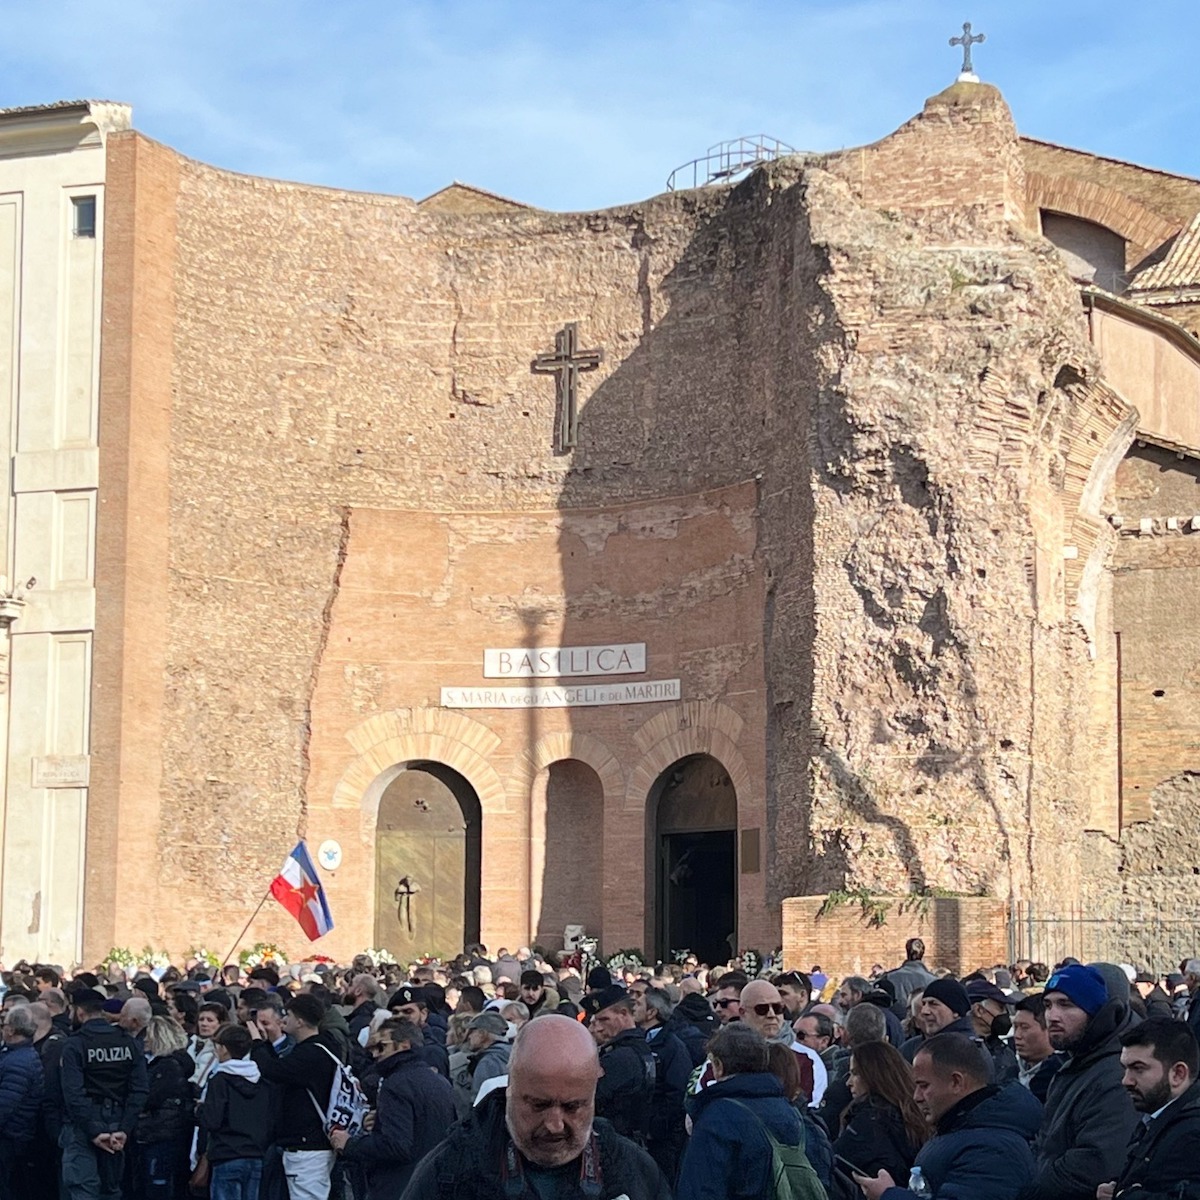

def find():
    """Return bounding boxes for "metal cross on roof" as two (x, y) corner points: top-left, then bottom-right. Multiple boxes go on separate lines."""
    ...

(949, 21), (985, 77)
(532, 322), (603, 454)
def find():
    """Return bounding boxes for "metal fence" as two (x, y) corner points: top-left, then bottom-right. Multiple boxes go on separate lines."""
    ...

(1007, 900), (1200, 975)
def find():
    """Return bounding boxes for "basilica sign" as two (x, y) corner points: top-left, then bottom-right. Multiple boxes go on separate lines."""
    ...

(483, 642), (645, 679)
(442, 678), (680, 709)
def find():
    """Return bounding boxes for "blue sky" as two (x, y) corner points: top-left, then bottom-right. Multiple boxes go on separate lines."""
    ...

(2, 1), (1197, 210)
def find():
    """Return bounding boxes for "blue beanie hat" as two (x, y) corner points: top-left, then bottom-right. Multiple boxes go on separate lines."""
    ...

(1045, 963), (1108, 1015)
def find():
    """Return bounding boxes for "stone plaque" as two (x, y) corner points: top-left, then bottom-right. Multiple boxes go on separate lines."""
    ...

(483, 642), (646, 679)
(442, 678), (680, 709)
(32, 755), (90, 788)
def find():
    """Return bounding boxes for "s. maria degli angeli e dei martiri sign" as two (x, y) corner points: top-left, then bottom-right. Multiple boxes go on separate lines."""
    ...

(442, 642), (681, 709)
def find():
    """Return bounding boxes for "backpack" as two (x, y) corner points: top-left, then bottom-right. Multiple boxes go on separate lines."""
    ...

(725, 1099), (828, 1200)
(307, 1042), (370, 1137)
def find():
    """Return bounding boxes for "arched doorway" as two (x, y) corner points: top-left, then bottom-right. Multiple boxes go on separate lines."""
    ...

(374, 761), (481, 960)
(649, 754), (736, 965)
(531, 758), (604, 950)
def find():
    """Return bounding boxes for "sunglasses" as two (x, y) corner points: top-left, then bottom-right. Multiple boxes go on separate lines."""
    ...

(713, 998), (739, 1009)
(750, 1003), (786, 1017)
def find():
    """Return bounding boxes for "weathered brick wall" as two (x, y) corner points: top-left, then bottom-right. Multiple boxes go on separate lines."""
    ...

(91, 83), (1173, 962)
(782, 895), (1009, 977)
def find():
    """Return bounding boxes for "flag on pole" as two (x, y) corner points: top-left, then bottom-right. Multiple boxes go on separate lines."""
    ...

(269, 841), (334, 941)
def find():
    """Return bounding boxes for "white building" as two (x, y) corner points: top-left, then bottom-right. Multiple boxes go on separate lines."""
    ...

(0, 101), (130, 965)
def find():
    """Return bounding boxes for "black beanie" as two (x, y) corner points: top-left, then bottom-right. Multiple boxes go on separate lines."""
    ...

(922, 977), (970, 1017)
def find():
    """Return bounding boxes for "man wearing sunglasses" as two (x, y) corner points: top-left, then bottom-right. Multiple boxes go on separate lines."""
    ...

(740, 979), (828, 1106)
(334, 1018), (455, 1199)
(711, 975), (746, 1025)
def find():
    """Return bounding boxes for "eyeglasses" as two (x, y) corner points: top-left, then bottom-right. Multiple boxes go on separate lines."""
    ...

(713, 999), (739, 1009)
(750, 1003), (786, 1017)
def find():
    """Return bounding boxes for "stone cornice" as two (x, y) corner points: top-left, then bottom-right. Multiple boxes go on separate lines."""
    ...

(0, 100), (131, 159)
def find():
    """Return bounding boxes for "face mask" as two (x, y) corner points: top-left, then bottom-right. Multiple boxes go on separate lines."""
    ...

(990, 1012), (1012, 1038)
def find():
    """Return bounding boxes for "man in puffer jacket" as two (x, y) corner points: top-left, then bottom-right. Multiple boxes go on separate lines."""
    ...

(856, 1033), (1041, 1200)
(0, 1004), (45, 1198)
(199, 1023), (273, 1198)
(1018, 963), (1139, 1200)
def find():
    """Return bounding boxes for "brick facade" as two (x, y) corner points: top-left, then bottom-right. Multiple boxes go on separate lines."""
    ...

(71, 80), (1200, 968)
(782, 895), (1009, 978)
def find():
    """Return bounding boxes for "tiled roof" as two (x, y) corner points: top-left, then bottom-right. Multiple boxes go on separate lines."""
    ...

(0, 100), (93, 117)
(1132, 211), (1200, 290)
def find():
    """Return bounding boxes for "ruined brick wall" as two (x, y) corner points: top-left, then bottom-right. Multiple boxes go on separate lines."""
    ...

(93, 84), (1140, 961)
(798, 84), (1110, 910)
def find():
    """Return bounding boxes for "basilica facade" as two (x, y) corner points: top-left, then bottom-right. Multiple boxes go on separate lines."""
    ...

(0, 79), (1197, 967)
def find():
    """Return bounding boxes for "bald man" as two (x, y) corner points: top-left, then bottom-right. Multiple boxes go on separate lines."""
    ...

(400, 1014), (669, 1200)
(737, 979), (827, 1106)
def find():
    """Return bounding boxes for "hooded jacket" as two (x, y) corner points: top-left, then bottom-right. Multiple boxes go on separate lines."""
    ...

(1019, 999), (1139, 1200)
(880, 1083), (1041, 1200)
(668, 994), (717, 1067)
(677, 1071), (804, 1200)
(200, 1057), (274, 1162)
(1111, 1078), (1200, 1200)
(398, 1088), (668, 1200)
(343, 1047), (456, 1200)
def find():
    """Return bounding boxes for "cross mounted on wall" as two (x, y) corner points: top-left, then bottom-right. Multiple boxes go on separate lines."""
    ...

(949, 21), (985, 78)
(532, 322), (603, 454)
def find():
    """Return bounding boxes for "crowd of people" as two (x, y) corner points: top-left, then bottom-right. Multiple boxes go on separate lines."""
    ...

(0, 937), (1198, 1200)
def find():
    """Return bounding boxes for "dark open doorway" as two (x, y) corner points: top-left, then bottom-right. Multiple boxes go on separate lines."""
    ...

(659, 829), (736, 966)
(648, 754), (737, 965)
(374, 761), (481, 960)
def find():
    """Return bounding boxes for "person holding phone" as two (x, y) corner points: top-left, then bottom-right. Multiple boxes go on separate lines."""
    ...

(833, 1041), (927, 1184)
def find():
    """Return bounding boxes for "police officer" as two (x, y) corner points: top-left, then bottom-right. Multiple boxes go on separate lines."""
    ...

(582, 985), (655, 1143)
(58, 987), (148, 1200)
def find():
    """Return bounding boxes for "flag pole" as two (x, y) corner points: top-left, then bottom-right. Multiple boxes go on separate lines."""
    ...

(222, 885), (274, 968)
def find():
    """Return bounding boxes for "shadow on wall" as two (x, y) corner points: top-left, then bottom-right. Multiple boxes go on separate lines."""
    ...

(525, 164), (934, 950)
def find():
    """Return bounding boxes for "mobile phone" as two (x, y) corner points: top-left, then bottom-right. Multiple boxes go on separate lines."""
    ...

(835, 1155), (868, 1178)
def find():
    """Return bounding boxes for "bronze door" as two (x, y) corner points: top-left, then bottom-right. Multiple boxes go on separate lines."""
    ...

(374, 764), (481, 960)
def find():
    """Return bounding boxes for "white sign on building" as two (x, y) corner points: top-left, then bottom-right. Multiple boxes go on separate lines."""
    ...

(483, 642), (646, 679)
(442, 678), (680, 709)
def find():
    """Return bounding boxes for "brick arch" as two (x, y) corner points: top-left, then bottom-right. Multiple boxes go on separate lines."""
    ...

(624, 700), (752, 813)
(1028, 171), (1180, 265)
(506, 731), (624, 809)
(332, 707), (507, 816)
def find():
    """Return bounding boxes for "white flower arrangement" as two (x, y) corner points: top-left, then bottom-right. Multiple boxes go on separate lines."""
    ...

(102, 946), (136, 969)
(362, 948), (397, 965)
(239, 941), (289, 968)
(138, 946), (172, 969)
(605, 948), (646, 973)
(186, 947), (221, 970)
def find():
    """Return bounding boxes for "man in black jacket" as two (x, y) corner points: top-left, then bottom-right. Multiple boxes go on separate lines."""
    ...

(900, 977), (978, 1063)
(1097, 1018), (1200, 1200)
(201, 1024), (273, 1198)
(58, 987), (148, 1200)
(1019, 963), (1138, 1200)
(582, 986), (655, 1144)
(248, 992), (338, 1200)
(333, 1018), (455, 1200)
(399, 1014), (668, 1200)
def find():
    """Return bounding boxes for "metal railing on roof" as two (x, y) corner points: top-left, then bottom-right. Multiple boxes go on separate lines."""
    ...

(666, 135), (796, 192)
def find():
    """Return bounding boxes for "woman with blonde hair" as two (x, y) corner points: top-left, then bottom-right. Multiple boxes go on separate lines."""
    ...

(138, 1015), (196, 1197)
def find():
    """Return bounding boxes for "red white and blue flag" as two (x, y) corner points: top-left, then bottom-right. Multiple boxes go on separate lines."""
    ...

(270, 841), (334, 941)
